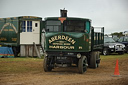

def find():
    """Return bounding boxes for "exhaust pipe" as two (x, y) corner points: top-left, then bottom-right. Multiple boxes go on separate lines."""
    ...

(60, 8), (68, 17)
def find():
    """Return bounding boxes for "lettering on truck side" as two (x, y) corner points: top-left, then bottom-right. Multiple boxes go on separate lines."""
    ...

(48, 35), (76, 50)
(49, 46), (74, 49)
(49, 35), (76, 44)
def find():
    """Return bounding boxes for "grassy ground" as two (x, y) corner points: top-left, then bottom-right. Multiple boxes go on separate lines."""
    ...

(0, 58), (43, 74)
(0, 54), (128, 74)
(101, 53), (128, 60)
(0, 54), (128, 85)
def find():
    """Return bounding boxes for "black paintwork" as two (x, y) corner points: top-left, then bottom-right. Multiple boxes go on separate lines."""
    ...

(117, 36), (128, 53)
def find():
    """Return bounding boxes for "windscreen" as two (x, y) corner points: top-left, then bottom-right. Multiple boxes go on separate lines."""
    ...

(46, 21), (61, 32)
(63, 20), (85, 32)
(124, 37), (128, 42)
(104, 37), (115, 43)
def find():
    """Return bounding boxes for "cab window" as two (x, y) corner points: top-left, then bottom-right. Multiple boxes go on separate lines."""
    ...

(46, 21), (61, 32)
(86, 21), (90, 33)
(64, 20), (85, 32)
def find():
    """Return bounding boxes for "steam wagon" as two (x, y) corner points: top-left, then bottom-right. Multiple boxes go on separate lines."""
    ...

(42, 10), (104, 74)
(0, 16), (42, 57)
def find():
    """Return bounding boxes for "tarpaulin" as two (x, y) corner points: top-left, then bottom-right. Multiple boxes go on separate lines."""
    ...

(0, 47), (14, 58)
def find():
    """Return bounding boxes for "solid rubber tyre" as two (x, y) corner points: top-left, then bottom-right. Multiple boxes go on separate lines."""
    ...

(43, 56), (52, 72)
(96, 51), (100, 68)
(90, 52), (97, 69)
(78, 56), (87, 74)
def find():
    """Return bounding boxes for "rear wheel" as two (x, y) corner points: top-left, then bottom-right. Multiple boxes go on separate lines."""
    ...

(90, 52), (98, 68)
(43, 56), (52, 72)
(78, 56), (87, 74)
(96, 51), (100, 68)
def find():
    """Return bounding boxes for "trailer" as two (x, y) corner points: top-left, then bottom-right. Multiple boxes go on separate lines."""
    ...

(42, 10), (104, 74)
(0, 16), (42, 57)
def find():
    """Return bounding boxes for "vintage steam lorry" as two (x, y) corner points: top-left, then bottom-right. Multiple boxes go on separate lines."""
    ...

(43, 10), (104, 74)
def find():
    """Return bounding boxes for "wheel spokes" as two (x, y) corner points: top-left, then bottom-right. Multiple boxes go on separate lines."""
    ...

(83, 59), (87, 71)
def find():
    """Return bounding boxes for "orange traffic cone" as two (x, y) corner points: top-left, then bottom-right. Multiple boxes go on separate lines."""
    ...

(113, 59), (120, 76)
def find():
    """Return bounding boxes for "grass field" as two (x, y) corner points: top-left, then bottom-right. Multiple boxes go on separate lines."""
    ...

(0, 54), (128, 85)
(101, 53), (128, 60)
(0, 54), (128, 74)
(0, 58), (43, 74)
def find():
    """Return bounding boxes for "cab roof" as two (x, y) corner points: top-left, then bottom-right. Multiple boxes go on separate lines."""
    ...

(45, 17), (91, 22)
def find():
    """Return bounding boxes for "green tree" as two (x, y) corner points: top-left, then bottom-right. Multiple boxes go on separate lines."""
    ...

(111, 32), (123, 38)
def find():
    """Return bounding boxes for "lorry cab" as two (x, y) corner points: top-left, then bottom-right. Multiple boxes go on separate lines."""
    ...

(44, 17), (91, 52)
(42, 9), (104, 74)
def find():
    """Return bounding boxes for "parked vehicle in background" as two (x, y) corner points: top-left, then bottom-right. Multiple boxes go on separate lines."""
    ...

(112, 36), (119, 42)
(103, 36), (125, 55)
(117, 36), (128, 53)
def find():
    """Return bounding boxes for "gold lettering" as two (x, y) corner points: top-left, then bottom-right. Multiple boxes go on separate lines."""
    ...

(71, 40), (76, 44)
(56, 46), (59, 48)
(71, 46), (74, 49)
(9, 29), (14, 31)
(49, 46), (52, 48)
(4, 29), (8, 31)
(49, 40), (52, 43)
(49, 45), (75, 49)
(58, 35), (61, 39)
(51, 37), (55, 42)
(1, 23), (18, 34)
(54, 36), (57, 40)
(68, 38), (72, 42)
(64, 43), (70, 45)
(48, 35), (76, 44)
(23, 16), (29, 18)
(53, 43), (63, 45)
(0, 38), (7, 41)
(12, 38), (17, 41)
(60, 46), (63, 49)
(79, 46), (82, 49)
(65, 36), (68, 40)
(62, 35), (65, 40)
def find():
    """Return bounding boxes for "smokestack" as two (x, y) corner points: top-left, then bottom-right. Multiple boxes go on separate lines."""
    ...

(60, 8), (67, 17)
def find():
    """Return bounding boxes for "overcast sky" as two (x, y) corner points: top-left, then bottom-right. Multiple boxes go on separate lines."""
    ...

(0, 0), (128, 34)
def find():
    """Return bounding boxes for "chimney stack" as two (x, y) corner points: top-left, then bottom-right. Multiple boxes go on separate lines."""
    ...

(60, 8), (67, 17)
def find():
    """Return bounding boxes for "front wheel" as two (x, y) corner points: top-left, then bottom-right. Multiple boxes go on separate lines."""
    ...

(103, 48), (109, 55)
(43, 56), (52, 72)
(78, 56), (87, 74)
